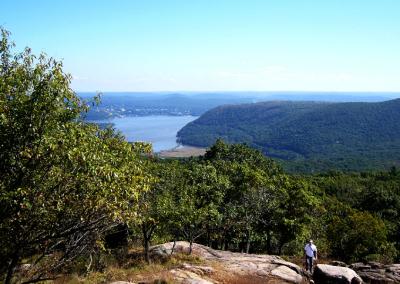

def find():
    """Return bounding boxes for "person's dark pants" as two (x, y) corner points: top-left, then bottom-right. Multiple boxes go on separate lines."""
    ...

(306, 256), (314, 272)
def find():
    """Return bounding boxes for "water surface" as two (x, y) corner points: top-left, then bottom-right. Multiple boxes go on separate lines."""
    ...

(97, 115), (198, 152)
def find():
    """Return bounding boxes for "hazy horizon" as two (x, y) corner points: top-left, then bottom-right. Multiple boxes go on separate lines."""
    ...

(78, 90), (400, 99)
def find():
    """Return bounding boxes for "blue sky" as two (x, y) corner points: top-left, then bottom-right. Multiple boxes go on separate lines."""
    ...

(1, 0), (399, 92)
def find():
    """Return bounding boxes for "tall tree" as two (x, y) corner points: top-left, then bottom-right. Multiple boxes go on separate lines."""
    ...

(171, 162), (228, 254)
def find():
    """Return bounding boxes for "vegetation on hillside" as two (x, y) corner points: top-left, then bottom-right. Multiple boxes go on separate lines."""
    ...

(177, 100), (400, 172)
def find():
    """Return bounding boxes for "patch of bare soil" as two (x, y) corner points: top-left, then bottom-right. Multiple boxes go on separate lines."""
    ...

(157, 146), (206, 158)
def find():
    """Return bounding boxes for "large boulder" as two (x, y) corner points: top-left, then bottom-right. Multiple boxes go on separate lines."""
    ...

(271, 265), (304, 283)
(313, 264), (363, 284)
(350, 262), (400, 283)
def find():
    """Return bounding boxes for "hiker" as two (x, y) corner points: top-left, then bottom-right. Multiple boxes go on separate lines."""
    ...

(304, 239), (317, 273)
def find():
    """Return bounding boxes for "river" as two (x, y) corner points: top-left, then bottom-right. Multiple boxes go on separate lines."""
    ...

(95, 115), (198, 152)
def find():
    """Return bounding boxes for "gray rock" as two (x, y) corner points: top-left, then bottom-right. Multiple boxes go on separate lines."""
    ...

(151, 242), (306, 283)
(170, 269), (214, 284)
(357, 271), (395, 283)
(350, 263), (371, 270)
(367, 262), (384, 269)
(313, 264), (363, 284)
(150, 241), (216, 258)
(271, 259), (302, 274)
(331, 261), (348, 267)
(180, 263), (214, 276)
(271, 265), (304, 284)
(350, 262), (400, 284)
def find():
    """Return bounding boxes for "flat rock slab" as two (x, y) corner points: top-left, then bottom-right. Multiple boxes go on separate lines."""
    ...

(151, 241), (306, 283)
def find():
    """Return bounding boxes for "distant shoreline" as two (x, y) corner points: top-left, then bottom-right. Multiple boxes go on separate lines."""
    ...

(157, 145), (207, 158)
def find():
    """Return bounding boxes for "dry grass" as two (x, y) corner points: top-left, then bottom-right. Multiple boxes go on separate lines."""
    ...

(55, 266), (174, 284)
(54, 251), (204, 284)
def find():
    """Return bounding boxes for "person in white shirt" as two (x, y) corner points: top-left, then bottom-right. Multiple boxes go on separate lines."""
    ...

(304, 239), (317, 273)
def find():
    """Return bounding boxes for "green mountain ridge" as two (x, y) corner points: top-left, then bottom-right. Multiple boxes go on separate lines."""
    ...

(177, 99), (400, 172)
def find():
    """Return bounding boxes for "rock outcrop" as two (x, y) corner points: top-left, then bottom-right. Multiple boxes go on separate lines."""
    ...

(313, 264), (363, 284)
(170, 269), (213, 283)
(328, 261), (400, 283)
(350, 262), (400, 283)
(150, 241), (306, 283)
(170, 263), (215, 284)
(112, 242), (400, 283)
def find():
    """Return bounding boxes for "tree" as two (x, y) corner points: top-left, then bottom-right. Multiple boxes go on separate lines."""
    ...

(171, 162), (228, 254)
(273, 177), (316, 255)
(0, 29), (151, 283)
(134, 157), (175, 263)
(327, 211), (390, 262)
(231, 163), (282, 253)
(204, 140), (289, 253)
(358, 177), (400, 257)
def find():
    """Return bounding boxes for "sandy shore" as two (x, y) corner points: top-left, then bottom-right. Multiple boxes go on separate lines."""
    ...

(157, 146), (207, 158)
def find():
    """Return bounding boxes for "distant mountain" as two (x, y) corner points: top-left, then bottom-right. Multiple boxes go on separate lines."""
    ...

(79, 92), (398, 120)
(177, 99), (400, 172)
(80, 92), (257, 119)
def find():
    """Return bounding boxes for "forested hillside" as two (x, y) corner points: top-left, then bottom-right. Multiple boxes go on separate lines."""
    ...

(177, 100), (400, 172)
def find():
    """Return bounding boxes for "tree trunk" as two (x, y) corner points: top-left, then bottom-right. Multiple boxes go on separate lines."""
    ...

(142, 224), (151, 264)
(5, 251), (20, 284)
(246, 230), (251, 254)
(144, 237), (150, 263)
(278, 242), (284, 255)
(189, 238), (193, 255)
(170, 239), (176, 256)
(266, 230), (272, 254)
(220, 237), (226, 251)
(207, 231), (211, 248)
